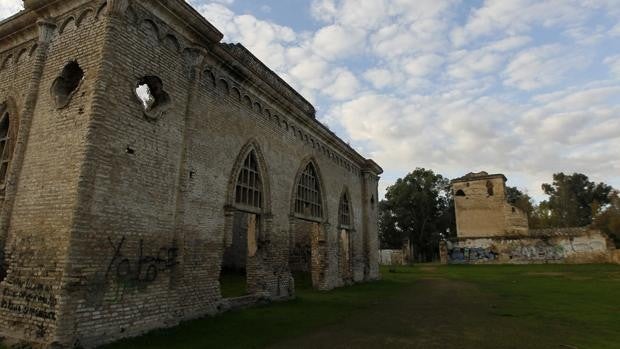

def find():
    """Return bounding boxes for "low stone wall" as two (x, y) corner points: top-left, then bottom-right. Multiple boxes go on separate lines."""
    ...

(379, 249), (405, 265)
(446, 229), (613, 264)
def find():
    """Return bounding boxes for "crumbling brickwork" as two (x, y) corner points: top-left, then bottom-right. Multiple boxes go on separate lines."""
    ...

(448, 172), (616, 265)
(0, 0), (382, 347)
(452, 172), (529, 238)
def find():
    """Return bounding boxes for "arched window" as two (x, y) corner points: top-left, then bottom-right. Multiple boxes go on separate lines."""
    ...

(339, 192), (351, 226)
(0, 109), (13, 196)
(295, 163), (323, 218)
(234, 151), (262, 209)
(455, 189), (466, 197)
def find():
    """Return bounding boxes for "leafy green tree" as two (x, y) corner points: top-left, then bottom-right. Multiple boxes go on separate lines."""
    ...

(505, 186), (535, 216)
(540, 173), (613, 227)
(378, 168), (455, 263)
(529, 201), (555, 229)
(593, 191), (620, 248)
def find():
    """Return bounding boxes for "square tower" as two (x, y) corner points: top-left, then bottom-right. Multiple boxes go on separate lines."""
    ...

(452, 172), (529, 238)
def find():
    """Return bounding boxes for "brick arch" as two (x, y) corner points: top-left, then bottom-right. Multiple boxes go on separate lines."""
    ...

(15, 48), (27, 65)
(76, 8), (95, 27)
(1, 54), (13, 70)
(0, 97), (20, 196)
(338, 186), (355, 229)
(163, 34), (181, 53)
(290, 156), (329, 223)
(95, 1), (108, 19)
(225, 139), (272, 215)
(59, 16), (76, 34)
(217, 78), (229, 95)
(140, 19), (160, 42)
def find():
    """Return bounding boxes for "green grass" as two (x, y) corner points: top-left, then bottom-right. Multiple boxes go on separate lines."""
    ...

(95, 264), (620, 348)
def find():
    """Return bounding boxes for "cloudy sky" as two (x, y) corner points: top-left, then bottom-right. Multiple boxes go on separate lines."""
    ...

(3, 0), (620, 200)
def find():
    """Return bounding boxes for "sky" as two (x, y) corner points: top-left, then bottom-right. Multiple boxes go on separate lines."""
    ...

(2, 0), (620, 201)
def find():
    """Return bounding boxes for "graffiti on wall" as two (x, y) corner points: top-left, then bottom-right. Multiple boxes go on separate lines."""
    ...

(0, 280), (56, 321)
(508, 242), (565, 261)
(449, 247), (498, 263)
(106, 237), (179, 284)
(82, 236), (180, 305)
(447, 235), (609, 264)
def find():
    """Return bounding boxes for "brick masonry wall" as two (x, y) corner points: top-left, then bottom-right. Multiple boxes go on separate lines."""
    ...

(453, 175), (528, 238)
(0, 0), (382, 347)
(0, 2), (110, 345)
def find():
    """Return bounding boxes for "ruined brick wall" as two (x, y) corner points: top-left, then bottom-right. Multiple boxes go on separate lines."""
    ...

(0, 0), (382, 347)
(452, 172), (528, 238)
(446, 229), (612, 264)
(0, 1), (110, 345)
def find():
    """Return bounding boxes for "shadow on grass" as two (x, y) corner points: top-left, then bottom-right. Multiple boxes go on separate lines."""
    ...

(101, 269), (415, 349)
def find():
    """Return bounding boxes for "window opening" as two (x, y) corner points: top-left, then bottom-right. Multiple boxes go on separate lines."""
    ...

(0, 111), (12, 193)
(339, 192), (351, 226)
(135, 76), (170, 121)
(295, 163), (322, 218)
(234, 151), (262, 209)
(52, 61), (84, 108)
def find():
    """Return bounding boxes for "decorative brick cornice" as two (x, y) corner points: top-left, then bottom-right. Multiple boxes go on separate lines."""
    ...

(220, 43), (316, 119)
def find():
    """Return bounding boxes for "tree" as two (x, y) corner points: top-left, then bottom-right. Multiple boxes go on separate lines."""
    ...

(593, 191), (620, 248)
(378, 168), (455, 263)
(529, 201), (556, 229)
(505, 186), (535, 216)
(540, 173), (613, 227)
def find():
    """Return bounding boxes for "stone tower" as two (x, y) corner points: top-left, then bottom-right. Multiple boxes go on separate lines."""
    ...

(452, 172), (528, 238)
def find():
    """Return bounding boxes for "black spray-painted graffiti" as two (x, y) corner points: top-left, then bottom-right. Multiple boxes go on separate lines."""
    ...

(507, 243), (565, 261)
(0, 281), (56, 320)
(106, 237), (179, 284)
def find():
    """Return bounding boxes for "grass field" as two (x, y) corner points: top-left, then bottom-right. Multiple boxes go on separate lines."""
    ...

(100, 264), (620, 349)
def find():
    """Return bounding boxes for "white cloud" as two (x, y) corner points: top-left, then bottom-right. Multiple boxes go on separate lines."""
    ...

(322, 68), (360, 100)
(404, 54), (444, 78)
(503, 45), (588, 91)
(310, 0), (338, 22)
(451, 0), (588, 46)
(363, 68), (399, 89)
(0, 0), (21, 20)
(312, 24), (365, 60)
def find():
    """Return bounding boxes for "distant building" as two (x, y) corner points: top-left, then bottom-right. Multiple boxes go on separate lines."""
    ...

(452, 171), (528, 238)
(445, 171), (616, 266)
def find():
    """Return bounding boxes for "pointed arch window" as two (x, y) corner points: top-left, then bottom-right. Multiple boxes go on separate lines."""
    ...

(0, 109), (13, 196)
(295, 163), (323, 218)
(234, 151), (262, 209)
(339, 192), (351, 226)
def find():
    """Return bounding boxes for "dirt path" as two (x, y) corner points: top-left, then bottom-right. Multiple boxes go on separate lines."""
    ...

(269, 276), (569, 349)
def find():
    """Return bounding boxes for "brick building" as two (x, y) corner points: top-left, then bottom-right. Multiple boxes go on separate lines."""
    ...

(452, 171), (529, 238)
(444, 172), (615, 265)
(0, 0), (382, 347)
